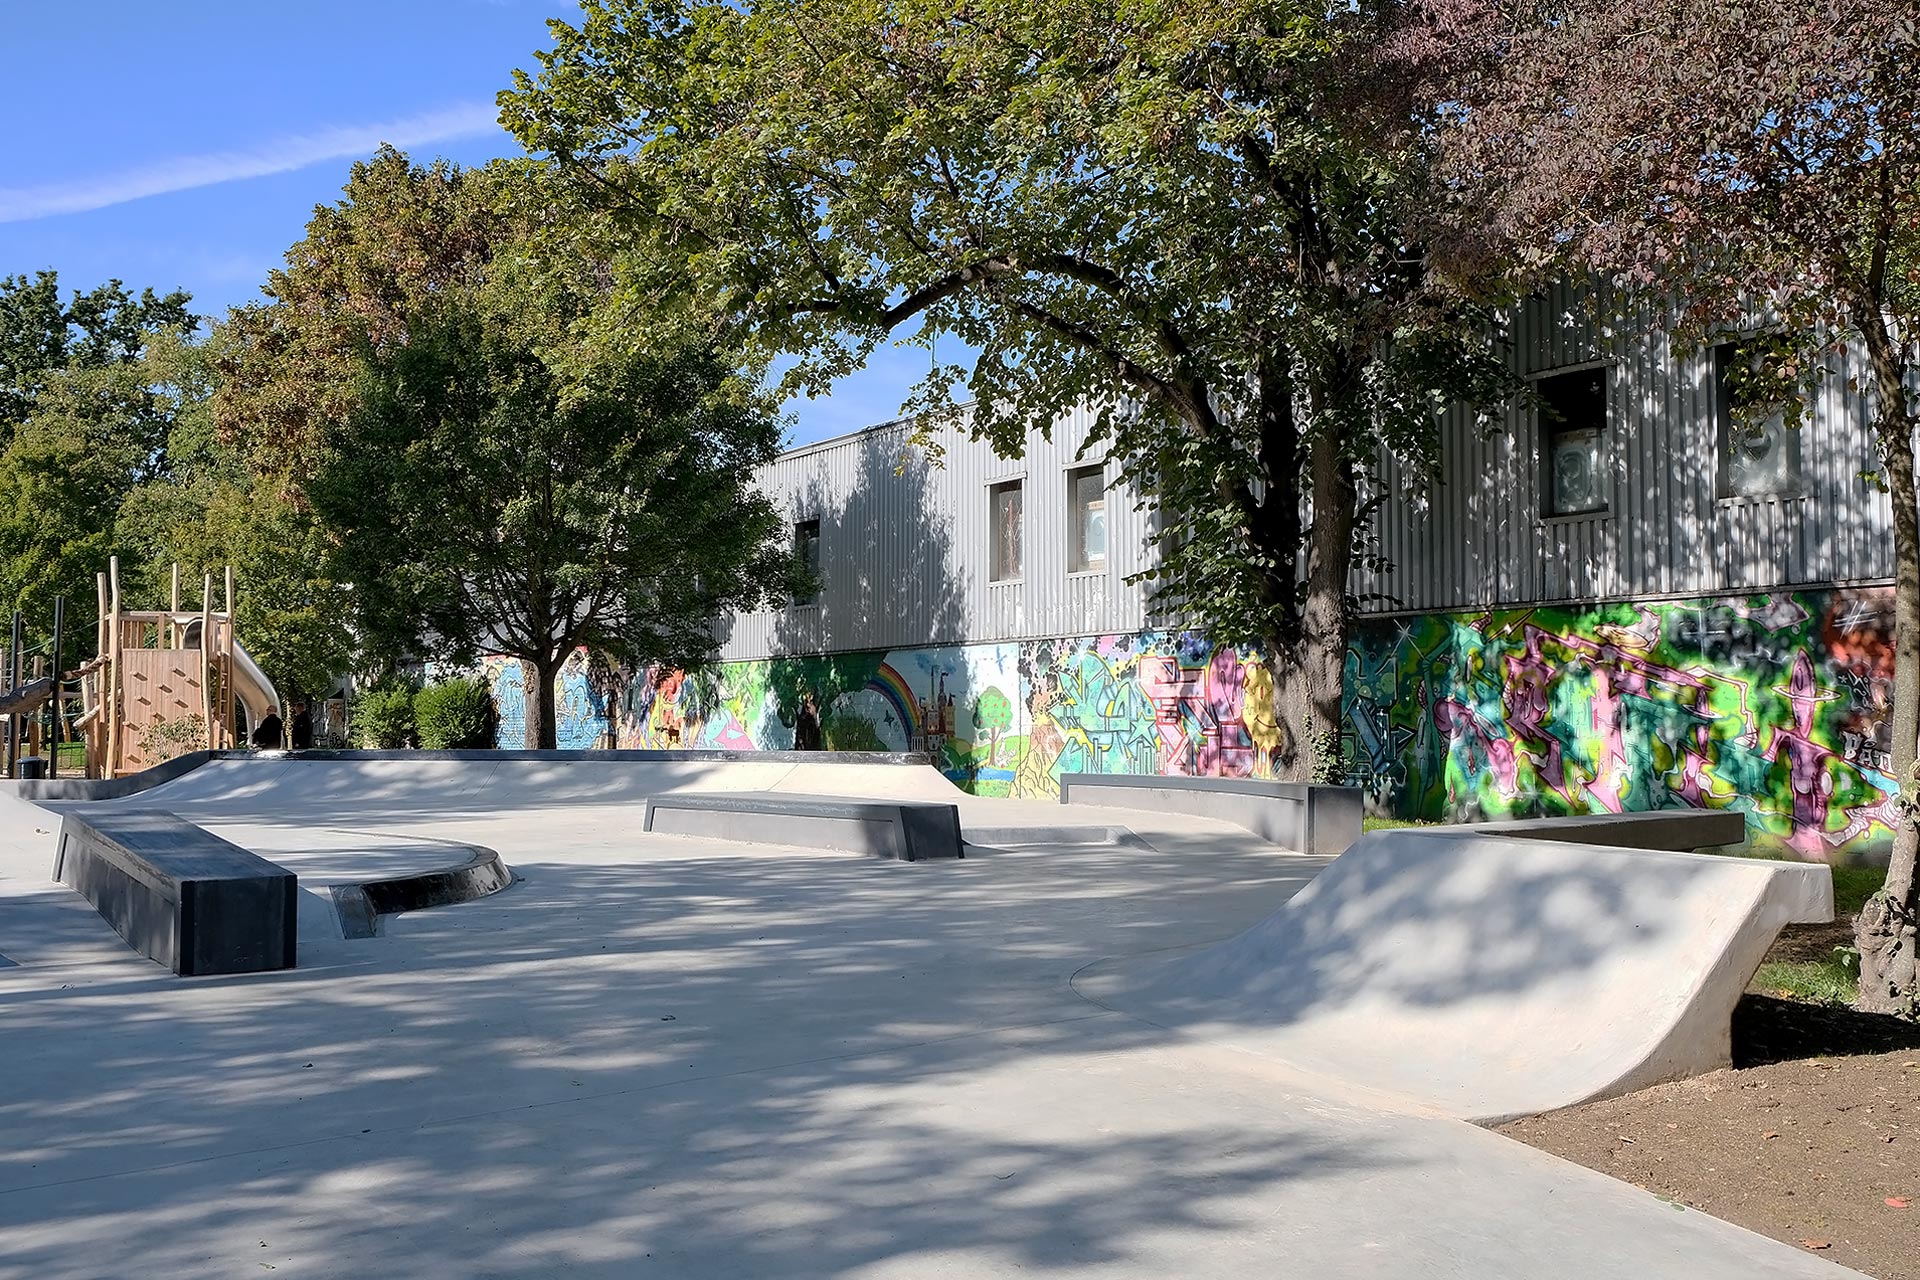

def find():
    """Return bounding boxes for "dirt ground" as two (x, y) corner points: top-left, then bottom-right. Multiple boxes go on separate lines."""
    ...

(1500, 994), (1920, 1279)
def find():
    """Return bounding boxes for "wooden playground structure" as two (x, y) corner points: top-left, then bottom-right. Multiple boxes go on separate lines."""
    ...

(1, 560), (283, 780)
(68, 559), (281, 778)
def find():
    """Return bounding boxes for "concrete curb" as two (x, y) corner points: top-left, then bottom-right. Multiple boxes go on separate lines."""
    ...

(1059, 773), (1363, 855)
(325, 840), (515, 939)
(643, 792), (964, 861)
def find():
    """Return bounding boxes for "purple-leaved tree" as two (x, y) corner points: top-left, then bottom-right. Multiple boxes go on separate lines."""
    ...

(1441, 1), (1920, 1013)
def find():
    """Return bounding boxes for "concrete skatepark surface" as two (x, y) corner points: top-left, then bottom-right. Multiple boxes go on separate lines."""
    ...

(1079, 830), (1832, 1122)
(0, 755), (1859, 1278)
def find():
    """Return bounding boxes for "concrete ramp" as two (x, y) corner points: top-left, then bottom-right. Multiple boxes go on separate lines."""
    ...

(1080, 830), (1832, 1122)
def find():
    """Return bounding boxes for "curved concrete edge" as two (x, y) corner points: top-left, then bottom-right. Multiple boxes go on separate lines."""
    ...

(1082, 830), (1834, 1123)
(321, 842), (514, 940)
(7, 751), (220, 802)
(5, 748), (935, 805)
(962, 825), (1150, 851)
(273, 748), (933, 765)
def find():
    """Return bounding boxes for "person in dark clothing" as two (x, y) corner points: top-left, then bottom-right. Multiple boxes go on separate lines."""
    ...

(251, 712), (284, 750)
(792, 693), (823, 751)
(290, 700), (313, 750)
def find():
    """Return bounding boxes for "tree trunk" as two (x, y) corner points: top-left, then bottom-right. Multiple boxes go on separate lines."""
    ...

(517, 657), (547, 751)
(530, 655), (562, 751)
(1855, 315), (1919, 1016)
(1272, 426), (1356, 783)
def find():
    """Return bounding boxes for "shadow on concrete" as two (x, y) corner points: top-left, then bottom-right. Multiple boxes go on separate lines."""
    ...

(0, 835), (1371, 1278)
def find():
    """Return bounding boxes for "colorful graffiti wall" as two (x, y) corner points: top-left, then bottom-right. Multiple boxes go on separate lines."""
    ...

(481, 652), (613, 750)
(479, 587), (1898, 860)
(1345, 588), (1897, 859)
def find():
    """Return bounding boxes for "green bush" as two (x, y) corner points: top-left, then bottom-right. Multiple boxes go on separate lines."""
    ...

(351, 682), (418, 749)
(415, 676), (495, 750)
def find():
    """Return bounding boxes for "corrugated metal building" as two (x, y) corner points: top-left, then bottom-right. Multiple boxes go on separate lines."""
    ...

(724, 285), (1896, 658)
(502, 293), (1902, 860)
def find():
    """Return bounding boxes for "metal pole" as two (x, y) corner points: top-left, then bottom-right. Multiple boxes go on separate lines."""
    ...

(49, 596), (64, 778)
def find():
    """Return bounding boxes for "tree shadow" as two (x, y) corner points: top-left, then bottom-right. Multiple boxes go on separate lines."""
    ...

(0, 837), (1392, 1278)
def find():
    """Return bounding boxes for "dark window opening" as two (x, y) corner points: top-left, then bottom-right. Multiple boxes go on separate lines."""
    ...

(792, 518), (820, 606)
(1539, 366), (1609, 516)
(1714, 342), (1802, 498)
(1068, 465), (1107, 572)
(989, 480), (1023, 582)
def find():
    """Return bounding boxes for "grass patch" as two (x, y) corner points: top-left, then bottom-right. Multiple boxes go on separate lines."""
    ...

(1361, 815), (1435, 832)
(1753, 951), (1860, 1006)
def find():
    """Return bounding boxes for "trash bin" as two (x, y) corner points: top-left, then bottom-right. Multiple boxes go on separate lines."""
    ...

(16, 755), (48, 780)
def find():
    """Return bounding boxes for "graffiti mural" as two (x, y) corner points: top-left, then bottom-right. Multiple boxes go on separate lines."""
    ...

(477, 587), (1897, 860)
(1015, 633), (1281, 796)
(481, 651), (612, 749)
(1344, 588), (1897, 858)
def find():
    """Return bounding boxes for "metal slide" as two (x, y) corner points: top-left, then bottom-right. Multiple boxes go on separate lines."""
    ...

(228, 639), (281, 740)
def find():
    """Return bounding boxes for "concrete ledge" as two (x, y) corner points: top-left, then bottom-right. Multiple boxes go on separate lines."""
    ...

(325, 842), (514, 940)
(1058, 773), (1361, 855)
(53, 809), (297, 976)
(1458, 808), (1748, 851)
(643, 792), (963, 861)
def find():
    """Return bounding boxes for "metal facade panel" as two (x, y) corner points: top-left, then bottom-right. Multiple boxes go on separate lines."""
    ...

(717, 302), (1904, 660)
(1361, 297), (1896, 615)
(719, 405), (1157, 660)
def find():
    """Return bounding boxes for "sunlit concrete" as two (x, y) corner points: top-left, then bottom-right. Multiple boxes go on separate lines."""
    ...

(0, 760), (1862, 1279)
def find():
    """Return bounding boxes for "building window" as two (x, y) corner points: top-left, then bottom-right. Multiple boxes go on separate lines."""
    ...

(1068, 465), (1107, 572)
(1538, 366), (1609, 516)
(792, 518), (820, 605)
(989, 479), (1023, 582)
(1715, 342), (1801, 498)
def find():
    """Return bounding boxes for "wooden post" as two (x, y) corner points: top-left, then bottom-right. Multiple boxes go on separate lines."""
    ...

(93, 572), (108, 779)
(105, 557), (122, 779)
(201, 573), (215, 750)
(169, 563), (181, 648)
(222, 565), (236, 742)
(6, 611), (20, 777)
(49, 596), (63, 778)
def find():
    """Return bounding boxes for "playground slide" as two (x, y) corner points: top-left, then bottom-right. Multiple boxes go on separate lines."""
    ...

(229, 640), (281, 741)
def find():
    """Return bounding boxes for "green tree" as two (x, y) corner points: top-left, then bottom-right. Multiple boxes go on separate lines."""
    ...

(115, 331), (355, 699)
(1, 271), (191, 438)
(1442, 2), (1919, 1011)
(228, 151), (791, 748)
(502, 0), (1516, 780)
(973, 685), (1012, 766)
(0, 272), (194, 646)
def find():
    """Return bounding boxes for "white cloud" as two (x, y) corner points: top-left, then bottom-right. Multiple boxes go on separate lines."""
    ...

(0, 103), (504, 224)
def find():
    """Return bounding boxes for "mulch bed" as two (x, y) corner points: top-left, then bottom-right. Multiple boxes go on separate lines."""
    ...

(1500, 994), (1920, 1279)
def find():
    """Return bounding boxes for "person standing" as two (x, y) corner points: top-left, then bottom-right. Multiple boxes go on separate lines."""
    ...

(793, 692), (822, 751)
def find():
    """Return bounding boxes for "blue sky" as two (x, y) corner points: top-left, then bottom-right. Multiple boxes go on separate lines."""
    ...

(0, 1), (937, 445)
